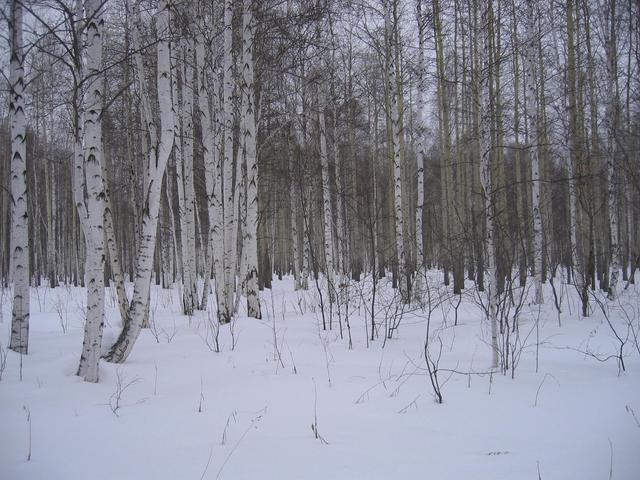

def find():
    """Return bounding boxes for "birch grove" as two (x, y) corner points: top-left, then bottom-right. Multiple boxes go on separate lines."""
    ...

(1, 0), (639, 374)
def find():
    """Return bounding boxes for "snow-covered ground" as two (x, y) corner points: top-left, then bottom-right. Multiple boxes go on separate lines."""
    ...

(1, 276), (639, 479)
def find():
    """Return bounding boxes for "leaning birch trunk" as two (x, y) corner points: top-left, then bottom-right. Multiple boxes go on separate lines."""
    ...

(385, 0), (407, 302)
(104, 0), (175, 363)
(480, 1), (499, 369)
(605, 0), (620, 300)
(77, 0), (106, 382)
(103, 178), (129, 325)
(8, 0), (29, 354)
(524, 1), (543, 304)
(241, 0), (261, 318)
(413, 0), (427, 301)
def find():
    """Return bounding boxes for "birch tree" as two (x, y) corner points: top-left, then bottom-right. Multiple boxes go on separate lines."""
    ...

(175, 28), (198, 315)
(8, 0), (29, 354)
(319, 86), (336, 301)
(75, 0), (107, 382)
(241, 0), (261, 318)
(604, 0), (621, 299)
(479, 0), (499, 368)
(385, 0), (407, 301)
(195, 3), (216, 311)
(524, 0), (544, 304)
(217, 0), (235, 324)
(104, 0), (176, 363)
(413, 0), (428, 301)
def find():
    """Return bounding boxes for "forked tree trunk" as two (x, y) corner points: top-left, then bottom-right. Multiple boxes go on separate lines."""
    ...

(104, 0), (175, 363)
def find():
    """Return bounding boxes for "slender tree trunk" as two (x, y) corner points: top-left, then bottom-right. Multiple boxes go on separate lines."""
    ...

(605, 0), (621, 299)
(181, 35), (198, 313)
(9, 0), (29, 354)
(195, 8), (214, 310)
(524, 1), (544, 304)
(386, 0), (407, 301)
(242, 0), (261, 318)
(219, 0), (235, 324)
(480, 0), (499, 369)
(318, 90), (336, 302)
(567, 0), (589, 316)
(414, 0), (427, 300)
(77, 0), (106, 382)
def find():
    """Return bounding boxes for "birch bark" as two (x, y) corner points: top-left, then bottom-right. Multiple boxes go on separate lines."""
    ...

(9, 0), (29, 354)
(385, 0), (407, 301)
(605, 0), (621, 299)
(218, 0), (235, 324)
(77, 0), (106, 382)
(479, 0), (499, 369)
(241, 0), (261, 318)
(414, 0), (427, 300)
(319, 90), (336, 301)
(524, 1), (544, 304)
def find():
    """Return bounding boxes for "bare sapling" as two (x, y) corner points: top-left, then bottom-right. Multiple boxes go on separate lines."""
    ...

(311, 378), (328, 444)
(108, 367), (141, 417)
(23, 405), (31, 461)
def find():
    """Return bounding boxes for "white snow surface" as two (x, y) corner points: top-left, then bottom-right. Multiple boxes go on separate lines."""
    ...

(1, 275), (639, 479)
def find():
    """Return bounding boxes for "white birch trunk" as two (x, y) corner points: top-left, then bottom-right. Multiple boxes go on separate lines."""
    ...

(289, 145), (301, 289)
(605, 0), (620, 300)
(104, 0), (175, 363)
(480, 2), (499, 369)
(9, 0), (29, 354)
(524, 2), (543, 304)
(241, 0), (261, 318)
(385, 0), (407, 301)
(298, 75), (310, 291)
(175, 37), (198, 314)
(319, 91), (336, 302)
(413, 0), (427, 301)
(289, 86), (303, 290)
(173, 44), (185, 285)
(218, 0), (235, 324)
(195, 17), (216, 311)
(77, 0), (106, 382)
(182, 39), (197, 309)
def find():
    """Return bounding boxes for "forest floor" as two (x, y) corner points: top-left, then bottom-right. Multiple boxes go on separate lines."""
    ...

(1, 274), (639, 479)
